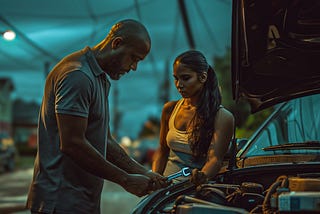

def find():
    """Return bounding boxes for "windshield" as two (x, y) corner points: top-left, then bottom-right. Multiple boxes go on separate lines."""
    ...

(240, 94), (320, 157)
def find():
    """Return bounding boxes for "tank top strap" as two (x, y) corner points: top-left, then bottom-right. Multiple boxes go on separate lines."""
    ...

(168, 99), (184, 129)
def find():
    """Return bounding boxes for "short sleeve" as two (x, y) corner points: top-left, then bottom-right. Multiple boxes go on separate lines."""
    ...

(55, 71), (92, 118)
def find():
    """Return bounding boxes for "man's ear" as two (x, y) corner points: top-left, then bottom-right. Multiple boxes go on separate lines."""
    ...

(111, 37), (123, 49)
(199, 72), (208, 83)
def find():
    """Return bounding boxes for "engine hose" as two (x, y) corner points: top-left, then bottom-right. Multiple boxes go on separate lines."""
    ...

(262, 175), (288, 214)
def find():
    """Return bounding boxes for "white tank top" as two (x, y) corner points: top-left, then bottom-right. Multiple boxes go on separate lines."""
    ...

(163, 99), (223, 180)
(163, 99), (206, 180)
(166, 99), (193, 154)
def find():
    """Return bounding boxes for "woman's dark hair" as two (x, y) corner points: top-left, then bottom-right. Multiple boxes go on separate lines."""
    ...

(174, 50), (222, 160)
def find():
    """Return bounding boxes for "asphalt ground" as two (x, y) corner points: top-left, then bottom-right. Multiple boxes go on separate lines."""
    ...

(0, 168), (32, 214)
(0, 165), (143, 214)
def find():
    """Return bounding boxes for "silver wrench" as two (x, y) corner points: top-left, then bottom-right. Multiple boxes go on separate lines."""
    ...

(167, 167), (191, 180)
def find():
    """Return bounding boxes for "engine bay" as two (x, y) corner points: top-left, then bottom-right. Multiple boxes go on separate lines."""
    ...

(132, 171), (320, 214)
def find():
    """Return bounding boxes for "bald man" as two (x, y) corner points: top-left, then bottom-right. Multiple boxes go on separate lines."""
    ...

(26, 19), (169, 214)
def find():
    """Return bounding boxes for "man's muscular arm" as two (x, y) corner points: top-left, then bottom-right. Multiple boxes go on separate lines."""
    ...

(57, 113), (150, 197)
(106, 128), (147, 174)
(106, 128), (171, 190)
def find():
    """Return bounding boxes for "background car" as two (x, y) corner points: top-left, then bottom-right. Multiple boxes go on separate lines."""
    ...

(132, 0), (320, 213)
(0, 133), (16, 172)
(120, 137), (158, 167)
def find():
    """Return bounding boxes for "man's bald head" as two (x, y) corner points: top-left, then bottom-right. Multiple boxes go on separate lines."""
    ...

(106, 19), (151, 46)
(94, 19), (151, 79)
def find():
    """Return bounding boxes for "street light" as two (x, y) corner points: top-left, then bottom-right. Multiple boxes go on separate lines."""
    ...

(2, 30), (16, 41)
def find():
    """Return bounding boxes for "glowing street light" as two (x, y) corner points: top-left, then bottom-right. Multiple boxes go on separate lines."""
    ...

(2, 30), (16, 41)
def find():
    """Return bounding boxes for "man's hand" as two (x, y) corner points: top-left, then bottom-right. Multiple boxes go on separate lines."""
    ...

(190, 168), (208, 186)
(145, 170), (172, 192)
(122, 174), (154, 197)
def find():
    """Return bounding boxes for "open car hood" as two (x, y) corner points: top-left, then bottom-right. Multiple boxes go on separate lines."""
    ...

(231, 0), (320, 113)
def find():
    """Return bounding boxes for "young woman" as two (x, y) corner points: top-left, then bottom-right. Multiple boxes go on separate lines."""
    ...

(152, 50), (234, 185)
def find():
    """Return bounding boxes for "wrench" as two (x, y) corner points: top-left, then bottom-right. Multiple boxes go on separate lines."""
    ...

(167, 167), (191, 180)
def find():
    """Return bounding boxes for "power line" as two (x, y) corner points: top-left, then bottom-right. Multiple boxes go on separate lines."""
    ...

(0, 15), (60, 62)
(193, 0), (221, 52)
(3, 0), (153, 20)
(86, 0), (99, 44)
(134, 0), (158, 74)
(178, 0), (195, 49)
(0, 49), (36, 70)
(170, 3), (181, 54)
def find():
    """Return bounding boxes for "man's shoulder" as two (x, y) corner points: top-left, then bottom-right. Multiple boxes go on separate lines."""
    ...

(51, 49), (94, 81)
(61, 48), (90, 71)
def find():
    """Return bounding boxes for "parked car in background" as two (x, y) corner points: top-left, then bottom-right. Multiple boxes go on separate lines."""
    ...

(132, 0), (320, 213)
(121, 137), (158, 167)
(0, 133), (16, 172)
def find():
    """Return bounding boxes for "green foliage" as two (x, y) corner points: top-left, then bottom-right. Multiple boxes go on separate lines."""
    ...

(213, 47), (251, 127)
(236, 107), (274, 138)
(213, 47), (273, 138)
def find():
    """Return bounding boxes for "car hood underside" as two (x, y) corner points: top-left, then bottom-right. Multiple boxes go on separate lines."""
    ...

(231, 0), (320, 112)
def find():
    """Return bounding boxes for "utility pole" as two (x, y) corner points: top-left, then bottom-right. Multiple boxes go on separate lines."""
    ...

(178, 0), (195, 49)
(159, 59), (171, 104)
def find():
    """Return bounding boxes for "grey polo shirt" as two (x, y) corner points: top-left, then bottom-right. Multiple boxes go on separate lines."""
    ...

(27, 47), (110, 214)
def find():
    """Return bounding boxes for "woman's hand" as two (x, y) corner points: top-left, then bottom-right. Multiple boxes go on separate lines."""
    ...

(190, 168), (208, 186)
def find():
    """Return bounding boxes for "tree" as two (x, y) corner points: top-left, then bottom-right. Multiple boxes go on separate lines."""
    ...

(213, 47), (272, 138)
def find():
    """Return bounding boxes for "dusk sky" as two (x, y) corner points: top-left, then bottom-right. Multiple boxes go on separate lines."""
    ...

(0, 0), (232, 138)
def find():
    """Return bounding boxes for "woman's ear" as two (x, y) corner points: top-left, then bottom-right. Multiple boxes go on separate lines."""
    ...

(111, 37), (123, 49)
(198, 72), (208, 83)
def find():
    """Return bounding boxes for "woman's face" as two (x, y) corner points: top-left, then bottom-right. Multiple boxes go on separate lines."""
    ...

(173, 61), (205, 99)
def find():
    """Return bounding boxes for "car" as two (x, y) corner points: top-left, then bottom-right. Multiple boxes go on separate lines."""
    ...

(131, 0), (320, 213)
(0, 133), (16, 172)
(127, 137), (159, 167)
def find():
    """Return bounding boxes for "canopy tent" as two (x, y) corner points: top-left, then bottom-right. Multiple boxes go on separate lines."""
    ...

(0, 0), (232, 137)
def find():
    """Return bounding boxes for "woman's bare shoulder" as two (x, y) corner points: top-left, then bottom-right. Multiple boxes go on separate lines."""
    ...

(160, 100), (179, 123)
(216, 107), (235, 125)
(162, 100), (179, 114)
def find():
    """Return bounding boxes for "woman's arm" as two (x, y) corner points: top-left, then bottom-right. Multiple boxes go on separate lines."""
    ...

(152, 101), (177, 175)
(201, 108), (235, 180)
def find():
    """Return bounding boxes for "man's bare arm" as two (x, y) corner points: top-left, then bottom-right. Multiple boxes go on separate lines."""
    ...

(56, 113), (150, 196)
(106, 129), (171, 190)
(106, 129), (148, 175)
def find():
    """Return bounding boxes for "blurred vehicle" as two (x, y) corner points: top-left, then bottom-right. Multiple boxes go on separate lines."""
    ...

(130, 138), (159, 167)
(132, 0), (320, 213)
(0, 133), (16, 172)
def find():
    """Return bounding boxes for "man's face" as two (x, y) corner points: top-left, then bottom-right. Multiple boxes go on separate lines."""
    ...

(108, 38), (150, 80)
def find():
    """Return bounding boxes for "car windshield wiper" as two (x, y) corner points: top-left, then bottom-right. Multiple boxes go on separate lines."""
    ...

(263, 141), (320, 151)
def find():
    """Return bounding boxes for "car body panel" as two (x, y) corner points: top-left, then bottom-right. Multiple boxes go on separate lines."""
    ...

(237, 93), (320, 164)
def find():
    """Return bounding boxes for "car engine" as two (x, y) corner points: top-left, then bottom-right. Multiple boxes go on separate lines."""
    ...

(135, 173), (320, 214)
(169, 173), (320, 214)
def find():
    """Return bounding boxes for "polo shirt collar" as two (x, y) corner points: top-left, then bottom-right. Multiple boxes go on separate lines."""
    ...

(84, 46), (105, 77)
